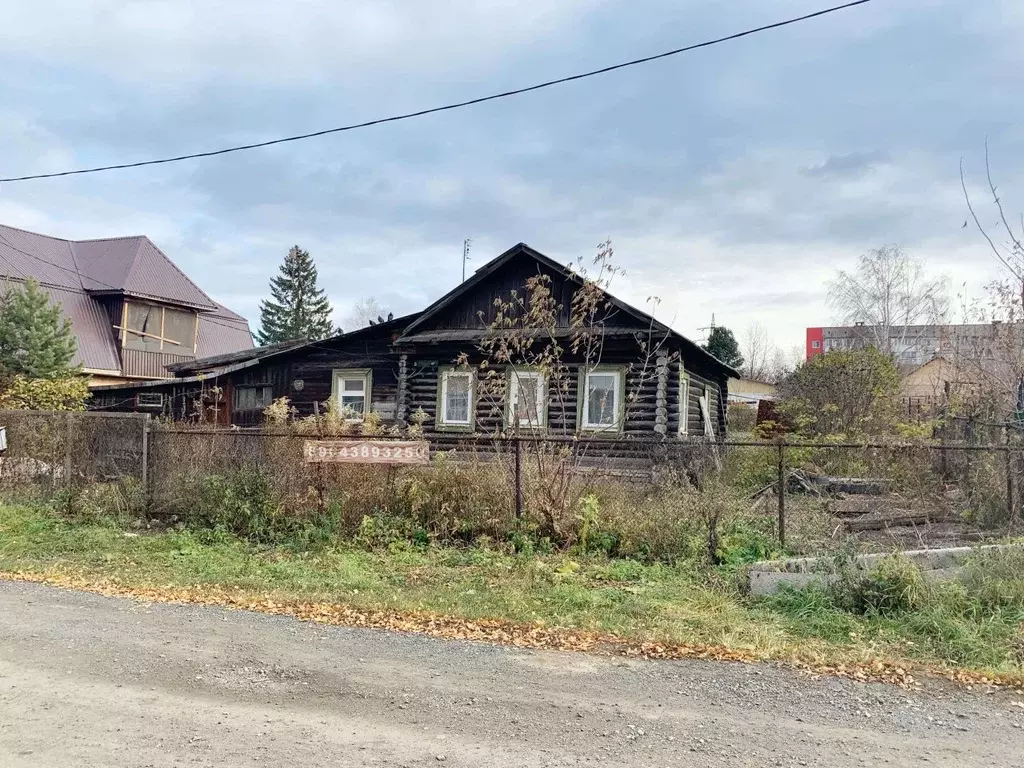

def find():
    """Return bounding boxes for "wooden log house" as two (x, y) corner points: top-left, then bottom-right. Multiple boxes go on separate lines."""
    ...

(91, 244), (737, 445)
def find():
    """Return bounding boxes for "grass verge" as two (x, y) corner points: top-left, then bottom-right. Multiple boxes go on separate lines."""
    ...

(0, 503), (1021, 690)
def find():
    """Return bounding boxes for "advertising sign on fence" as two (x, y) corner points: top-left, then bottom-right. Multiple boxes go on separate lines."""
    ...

(303, 439), (430, 465)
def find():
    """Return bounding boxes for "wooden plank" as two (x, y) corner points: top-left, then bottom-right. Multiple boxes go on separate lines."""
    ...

(303, 439), (429, 465)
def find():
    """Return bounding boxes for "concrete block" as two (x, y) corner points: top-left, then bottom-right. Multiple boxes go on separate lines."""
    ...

(746, 543), (1023, 596)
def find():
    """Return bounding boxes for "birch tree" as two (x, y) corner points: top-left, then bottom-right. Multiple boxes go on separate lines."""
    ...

(827, 245), (949, 357)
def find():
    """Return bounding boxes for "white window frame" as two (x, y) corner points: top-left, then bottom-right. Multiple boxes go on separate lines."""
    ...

(439, 368), (475, 429)
(679, 371), (690, 435)
(136, 392), (164, 409)
(581, 367), (623, 432)
(332, 369), (372, 422)
(507, 369), (547, 429)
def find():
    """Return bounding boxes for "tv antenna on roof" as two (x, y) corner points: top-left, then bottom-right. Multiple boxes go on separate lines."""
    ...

(462, 238), (473, 282)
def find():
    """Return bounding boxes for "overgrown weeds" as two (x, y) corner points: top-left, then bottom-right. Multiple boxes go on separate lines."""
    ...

(765, 551), (1024, 670)
(143, 442), (791, 565)
(1, 502), (1022, 678)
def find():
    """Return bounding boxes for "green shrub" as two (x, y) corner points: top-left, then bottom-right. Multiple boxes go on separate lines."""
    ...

(832, 555), (930, 616)
(192, 470), (282, 544)
(958, 548), (1024, 610)
(716, 521), (777, 566)
(727, 403), (757, 433)
(0, 374), (90, 411)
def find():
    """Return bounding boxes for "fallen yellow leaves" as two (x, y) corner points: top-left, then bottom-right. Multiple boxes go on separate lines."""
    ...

(2, 568), (1021, 694)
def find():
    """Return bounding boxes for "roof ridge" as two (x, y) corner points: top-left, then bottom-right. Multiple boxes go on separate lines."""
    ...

(72, 234), (146, 244)
(0, 221), (74, 243)
(123, 237), (146, 286)
(66, 237), (86, 291)
(0, 275), (85, 293)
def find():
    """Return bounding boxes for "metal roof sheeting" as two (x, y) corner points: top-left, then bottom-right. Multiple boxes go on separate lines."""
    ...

(38, 284), (123, 372)
(0, 223), (252, 376)
(197, 304), (256, 359)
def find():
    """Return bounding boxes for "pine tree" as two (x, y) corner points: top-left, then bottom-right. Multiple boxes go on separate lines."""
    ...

(702, 325), (744, 369)
(0, 279), (79, 379)
(257, 245), (335, 344)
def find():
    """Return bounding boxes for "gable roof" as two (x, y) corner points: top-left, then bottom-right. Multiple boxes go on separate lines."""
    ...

(73, 237), (217, 309)
(0, 223), (217, 309)
(396, 242), (739, 377)
(0, 222), (252, 374)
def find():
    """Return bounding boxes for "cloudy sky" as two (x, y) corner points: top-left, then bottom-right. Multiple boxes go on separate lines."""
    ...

(2, 0), (1023, 357)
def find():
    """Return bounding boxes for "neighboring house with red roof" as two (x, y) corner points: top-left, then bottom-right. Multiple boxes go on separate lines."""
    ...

(0, 223), (253, 385)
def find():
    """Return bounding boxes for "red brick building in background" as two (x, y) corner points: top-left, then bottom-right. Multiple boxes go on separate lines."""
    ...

(806, 327), (824, 359)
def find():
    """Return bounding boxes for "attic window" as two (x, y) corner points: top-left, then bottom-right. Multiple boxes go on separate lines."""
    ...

(119, 302), (197, 355)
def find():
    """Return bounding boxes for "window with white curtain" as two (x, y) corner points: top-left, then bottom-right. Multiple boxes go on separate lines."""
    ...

(332, 369), (372, 421)
(439, 369), (474, 428)
(582, 368), (623, 431)
(508, 369), (546, 429)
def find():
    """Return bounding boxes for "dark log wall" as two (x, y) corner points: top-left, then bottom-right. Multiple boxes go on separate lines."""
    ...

(402, 338), (728, 438)
(89, 326), (407, 427)
(226, 330), (402, 424)
(90, 296), (730, 437)
(428, 258), (640, 331)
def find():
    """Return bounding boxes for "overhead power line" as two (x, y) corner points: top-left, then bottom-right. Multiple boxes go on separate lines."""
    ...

(1, 0), (873, 184)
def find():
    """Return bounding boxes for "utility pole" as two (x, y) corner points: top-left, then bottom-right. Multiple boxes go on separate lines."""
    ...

(697, 313), (716, 345)
(462, 238), (473, 282)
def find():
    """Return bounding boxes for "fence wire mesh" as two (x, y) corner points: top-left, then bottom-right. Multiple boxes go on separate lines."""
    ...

(0, 411), (1019, 557)
(0, 410), (148, 499)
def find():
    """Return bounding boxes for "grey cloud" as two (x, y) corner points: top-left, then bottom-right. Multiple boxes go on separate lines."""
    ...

(2, 0), (1024, 354)
(802, 151), (891, 178)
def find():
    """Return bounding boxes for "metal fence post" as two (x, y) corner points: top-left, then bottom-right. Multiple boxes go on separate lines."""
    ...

(1005, 428), (1015, 524)
(141, 414), (150, 502)
(64, 412), (73, 490)
(776, 441), (786, 549)
(514, 437), (523, 521)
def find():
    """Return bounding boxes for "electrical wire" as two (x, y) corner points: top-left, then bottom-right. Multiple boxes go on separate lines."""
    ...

(0, 0), (873, 183)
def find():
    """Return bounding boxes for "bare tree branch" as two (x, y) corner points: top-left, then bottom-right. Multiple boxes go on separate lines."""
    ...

(962, 157), (1021, 280)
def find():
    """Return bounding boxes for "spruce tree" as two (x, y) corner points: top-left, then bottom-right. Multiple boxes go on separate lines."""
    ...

(702, 325), (744, 369)
(0, 279), (78, 379)
(257, 245), (335, 344)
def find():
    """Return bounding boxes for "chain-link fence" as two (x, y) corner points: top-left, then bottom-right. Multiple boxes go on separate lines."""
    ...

(0, 410), (149, 500)
(1, 411), (1019, 557)
(725, 439), (1021, 551)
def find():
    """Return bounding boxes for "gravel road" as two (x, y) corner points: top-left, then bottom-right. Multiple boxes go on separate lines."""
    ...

(1, 580), (1021, 767)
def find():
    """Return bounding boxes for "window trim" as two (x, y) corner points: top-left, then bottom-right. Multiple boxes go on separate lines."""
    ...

(331, 368), (373, 422)
(679, 369), (690, 436)
(437, 366), (476, 432)
(136, 392), (164, 409)
(578, 365), (625, 433)
(506, 368), (548, 430)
